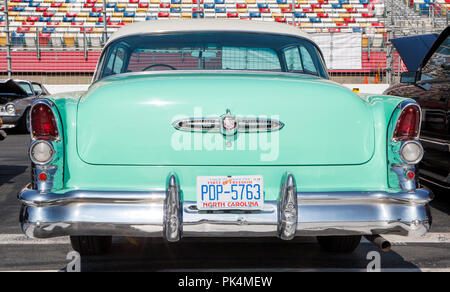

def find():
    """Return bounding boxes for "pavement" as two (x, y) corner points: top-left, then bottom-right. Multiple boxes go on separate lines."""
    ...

(0, 134), (449, 272)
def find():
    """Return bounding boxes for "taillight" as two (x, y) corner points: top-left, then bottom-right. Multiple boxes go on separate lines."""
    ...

(31, 103), (58, 141)
(392, 105), (420, 141)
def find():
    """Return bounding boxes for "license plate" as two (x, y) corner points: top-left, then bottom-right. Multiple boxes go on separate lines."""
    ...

(197, 175), (264, 210)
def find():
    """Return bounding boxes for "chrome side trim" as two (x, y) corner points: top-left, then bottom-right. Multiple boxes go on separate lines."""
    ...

(278, 173), (297, 240)
(164, 174), (182, 242)
(420, 137), (450, 152)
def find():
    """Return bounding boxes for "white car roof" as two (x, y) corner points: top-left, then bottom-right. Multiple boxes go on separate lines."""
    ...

(107, 19), (313, 45)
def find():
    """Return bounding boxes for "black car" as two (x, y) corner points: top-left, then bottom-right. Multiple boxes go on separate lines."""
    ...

(384, 26), (449, 190)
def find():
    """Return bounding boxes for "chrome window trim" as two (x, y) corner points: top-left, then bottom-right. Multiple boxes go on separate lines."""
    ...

(93, 31), (328, 83)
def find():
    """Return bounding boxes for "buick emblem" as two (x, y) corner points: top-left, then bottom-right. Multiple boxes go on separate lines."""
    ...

(221, 110), (237, 136)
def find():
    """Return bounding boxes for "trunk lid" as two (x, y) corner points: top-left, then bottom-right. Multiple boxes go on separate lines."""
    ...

(77, 72), (375, 166)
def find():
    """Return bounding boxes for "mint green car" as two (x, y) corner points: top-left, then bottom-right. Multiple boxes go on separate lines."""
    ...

(18, 20), (432, 256)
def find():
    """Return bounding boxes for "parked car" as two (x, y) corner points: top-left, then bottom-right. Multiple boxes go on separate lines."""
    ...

(0, 117), (6, 141)
(18, 20), (432, 256)
(384, 26), (449, 190)
(0, 79), (49, 133)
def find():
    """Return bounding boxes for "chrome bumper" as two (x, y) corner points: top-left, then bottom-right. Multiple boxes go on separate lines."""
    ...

(18, 179), (433, 240)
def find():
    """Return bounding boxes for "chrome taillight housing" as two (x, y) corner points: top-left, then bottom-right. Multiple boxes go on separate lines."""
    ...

(392, 104), (421, 142)
(31, 102), (59, 141)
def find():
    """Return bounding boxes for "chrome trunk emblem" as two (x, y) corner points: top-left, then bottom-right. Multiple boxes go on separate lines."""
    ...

(172, 109), (284, 136)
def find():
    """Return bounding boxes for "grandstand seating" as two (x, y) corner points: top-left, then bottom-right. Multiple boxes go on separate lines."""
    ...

(0, 0), (387, 49)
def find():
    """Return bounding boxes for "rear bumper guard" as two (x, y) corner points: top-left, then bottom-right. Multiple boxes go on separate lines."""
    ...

(18, 173), (433, 240)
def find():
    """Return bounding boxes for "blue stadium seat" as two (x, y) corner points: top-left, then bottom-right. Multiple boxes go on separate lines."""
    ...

(124, 12), (135, 17)
(42, 27), (55, 33)
(11, 33), (25, 46)
(215, 8), (226, 13)
(249, 12), (261, 18)
(106, 3), (117, 8)
(204, 3), (215, 8)
(170, 8), (182, 13)
(114, 8), (126, 12)
(90, 12), (102, 17)
(295, 12), (306, 18)
(171, 0), (182, 4)
(215, 0), (225, 4)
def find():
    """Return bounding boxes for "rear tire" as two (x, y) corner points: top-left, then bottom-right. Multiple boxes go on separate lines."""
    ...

(317, 235), (361, 253)
(70, 236), (112, 256)
(17, 108), (30, 134)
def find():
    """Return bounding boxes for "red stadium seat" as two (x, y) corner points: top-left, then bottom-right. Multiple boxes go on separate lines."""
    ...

(158, 12), (170, 17)
(227, 13), (238, 18)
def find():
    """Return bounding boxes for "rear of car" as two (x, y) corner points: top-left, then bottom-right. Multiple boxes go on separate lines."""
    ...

(18, 20), (433, 255)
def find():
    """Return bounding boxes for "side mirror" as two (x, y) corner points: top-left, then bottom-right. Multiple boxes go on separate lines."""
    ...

(400, 71), (418, 84)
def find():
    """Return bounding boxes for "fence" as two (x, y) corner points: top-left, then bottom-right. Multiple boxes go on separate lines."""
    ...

(0, 0), (424, 84)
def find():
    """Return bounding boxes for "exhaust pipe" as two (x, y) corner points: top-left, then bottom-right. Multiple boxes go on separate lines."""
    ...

(364, 235), (391, 252)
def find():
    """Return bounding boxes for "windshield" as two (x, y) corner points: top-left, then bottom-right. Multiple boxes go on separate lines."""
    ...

(17, 82), (34, 96)
(96, 32), (328, 81)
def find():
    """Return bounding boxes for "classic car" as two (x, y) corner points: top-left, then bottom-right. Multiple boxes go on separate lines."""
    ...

(18, 20), (432, 256)
(385, 26), (449, 190)
(0, 79), (50, 133)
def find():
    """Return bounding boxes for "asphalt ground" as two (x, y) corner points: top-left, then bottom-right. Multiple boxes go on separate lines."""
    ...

(0, 133), (449, 272)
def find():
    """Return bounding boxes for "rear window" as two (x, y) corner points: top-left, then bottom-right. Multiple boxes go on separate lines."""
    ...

(96, 32), (328, 81)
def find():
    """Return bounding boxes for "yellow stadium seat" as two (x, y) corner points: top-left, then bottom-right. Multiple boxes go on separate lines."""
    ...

(93, 27), (104, 33)
(8, 12), (19, 17)
(58, 7), (70, 13)
(87, 17), (98, 22)
(122, 17), (134, 23)
(78, 12), (89, 17)
(181, 12), (192, 18)
(332, 18), (344, 23)
(14, 16), (26, 22)
(300, 23), (312, 28)
(272, 12), (283, 18)
(339, 13), (350, 18)
(314, 8), (324, 13)
(171, 3), (181, 8)
(297, 0), (308, 4)
(182, 0), (192, 3)
(112, 12), (123, 18)
(117, 3), (127, 8)
(137, 8), (148, 13)
(62, 3), (72, 8)
(0, 33), (6, 47)
(245, 0), (256, 4)
(359, 23), (369, 27)
(362, 36), (368, 47)
(8, 2), (18, 7)
(64, 33), (76, 47)
(150, 0), (160, 3)
(44, 0), (54, 3)
(342, 4), (353, 9)
(237, 8), (247, 13)
(278, 4), (289, 9)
